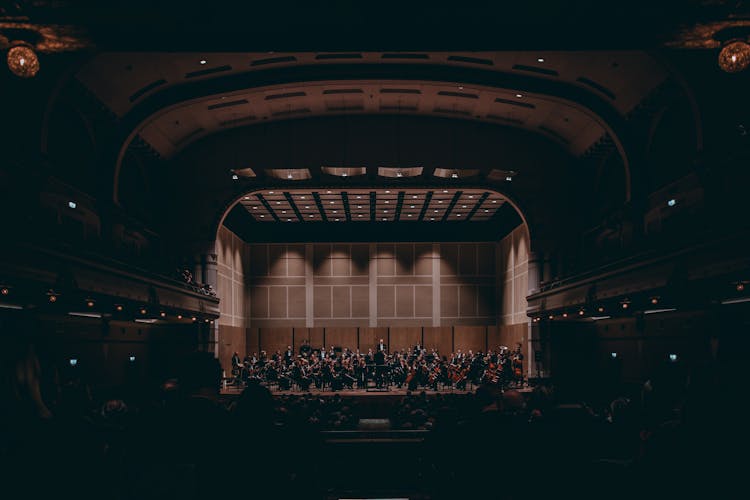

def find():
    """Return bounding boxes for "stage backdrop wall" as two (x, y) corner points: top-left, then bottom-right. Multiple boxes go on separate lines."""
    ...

(216, 224), (530, 369)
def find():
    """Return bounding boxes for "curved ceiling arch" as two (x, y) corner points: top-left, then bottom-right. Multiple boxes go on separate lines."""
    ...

(104, 59), (663, 205)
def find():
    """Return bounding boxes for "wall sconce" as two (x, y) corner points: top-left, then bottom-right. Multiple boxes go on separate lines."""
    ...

(719, 40), (750, 73)
(6, 44), (40, 78)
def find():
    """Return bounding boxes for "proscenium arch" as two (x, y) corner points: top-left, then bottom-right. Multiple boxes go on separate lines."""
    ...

(111, 63), (637, 205)
(161, 114), (577, 253)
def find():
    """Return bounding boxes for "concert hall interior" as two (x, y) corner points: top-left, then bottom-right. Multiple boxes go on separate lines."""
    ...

(1, 2), (748, 499)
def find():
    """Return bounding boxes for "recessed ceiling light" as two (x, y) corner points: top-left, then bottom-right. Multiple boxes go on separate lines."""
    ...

(333, 210), (337, 213)
(384, 209), (388, 213)
(356, 195), (362, 199)
(451, 173), (458, 178)
(260, 215), (265, 218)
(442, 190), (448, 193)
(329, 201), (334, 204)
(385, 200), (389, 204)
(287, 173), (293, 179)
(484, 209), (489, 212)
(396, 171), (403, 177)
(412, 195), (417, 199)
(410, 205), (415, 208)
(492, 200), (497, 203)
(268, 191), (274, 194)
(253, 206), (258, 209)
(243, 196), (250, 200)
(516, 93), (523, 98)
(468, 195), (474, 198)
(430, 217), (435, 221)
(342, 173), (347, 177)
(458, 86), (464, 90)
(456, 213), (461, 217)
(408, 214), (412, 217)
(309, 214), (314, 217)
(357, 205), (362, 209)
(287, 218), (292, 221)
(537, 57), (545, 63)
(281, 210), (286, 213)
(382, 218), (387, 221)
(461, 205), (467, 208)
(326, 190), (332, 194)
(434, 209), (439, 212)
(358, 214), (362, 217)
(300, 196), (305, 199)
(437, 200), (443, 204)
(276, 201), (281, 204)
(385, 190), (390, 194)
(200, 59), (207, 65)
(335, 218), (340, 221)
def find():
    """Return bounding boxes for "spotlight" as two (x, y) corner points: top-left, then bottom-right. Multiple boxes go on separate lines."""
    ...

(191, 316), (197, 322)
(0, 286), (9, 296)
(621, 299), (630, 310)
(204, 318), (210, 323)
(451, 172), (458, 178)
(86, 299), (95, 308)
(7, 45), (40, 78)
(69, 358), (78, 367)
(610, 352), (617, 359)
(200, 59), (207, 65)
(737, 282), (746, 292)
(667, 199), (676, 207)
(548, 314), (554, 320)
(47, 290), (59, 303)
(68, 201), (77, 209)
(115, 304), (124, 312)
(668, 353), (678, 363)
(140, 307), (147, 315)
(597, 306), (605, 313)
(537, 57), (545, 63)
(515, 93), (523, 98)
(160, 311), (166, 318)
(177, 314), (183, 320)
(578, 309), (585, 316)
(651, 297), (659, 305)
(129, 355), (136, 362)
(562, 312), (568, 318)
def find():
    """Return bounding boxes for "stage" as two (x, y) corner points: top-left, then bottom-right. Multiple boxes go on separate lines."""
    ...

(221, 382), (532, 397)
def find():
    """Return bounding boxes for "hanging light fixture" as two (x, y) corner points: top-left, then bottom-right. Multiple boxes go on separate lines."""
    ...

(719, 40), (750, 73)
(7, 44), (40, 78)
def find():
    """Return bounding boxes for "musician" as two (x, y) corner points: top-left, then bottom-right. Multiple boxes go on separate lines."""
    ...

(299, 339), (311, 358)
(284, 345), (294, 363)
(231, 352), (242, 386)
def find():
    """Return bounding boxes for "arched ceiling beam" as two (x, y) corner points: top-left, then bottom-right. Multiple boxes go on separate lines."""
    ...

(111, 63), (636, 204)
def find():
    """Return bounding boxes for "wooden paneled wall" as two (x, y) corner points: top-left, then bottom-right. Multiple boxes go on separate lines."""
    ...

(238, 324), (528, 360)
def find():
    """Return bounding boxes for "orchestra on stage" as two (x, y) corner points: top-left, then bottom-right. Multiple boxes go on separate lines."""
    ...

(229, 340), (525, 392)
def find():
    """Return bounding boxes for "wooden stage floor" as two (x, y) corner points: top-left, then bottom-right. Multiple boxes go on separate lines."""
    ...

(221, 383), (530, 397)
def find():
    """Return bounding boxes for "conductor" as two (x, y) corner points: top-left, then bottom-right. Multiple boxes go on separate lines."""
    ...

(374, 343), (386, 388)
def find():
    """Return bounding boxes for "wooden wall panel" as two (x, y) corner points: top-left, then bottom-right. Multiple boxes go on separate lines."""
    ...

(498, 323), (526, 351)
(259, 327), (293, 356)
(293, 327), (310, 352)
(359, 327), (386, 353)
(246, 327), (260, 355)
(390, 326), (422, 353)
(424, 326), (453, 358)
(454, 325), (487, 353)
(309, 327), (325, 352)
(324, 327), (358, 351)
(218, 325), (246, 374)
